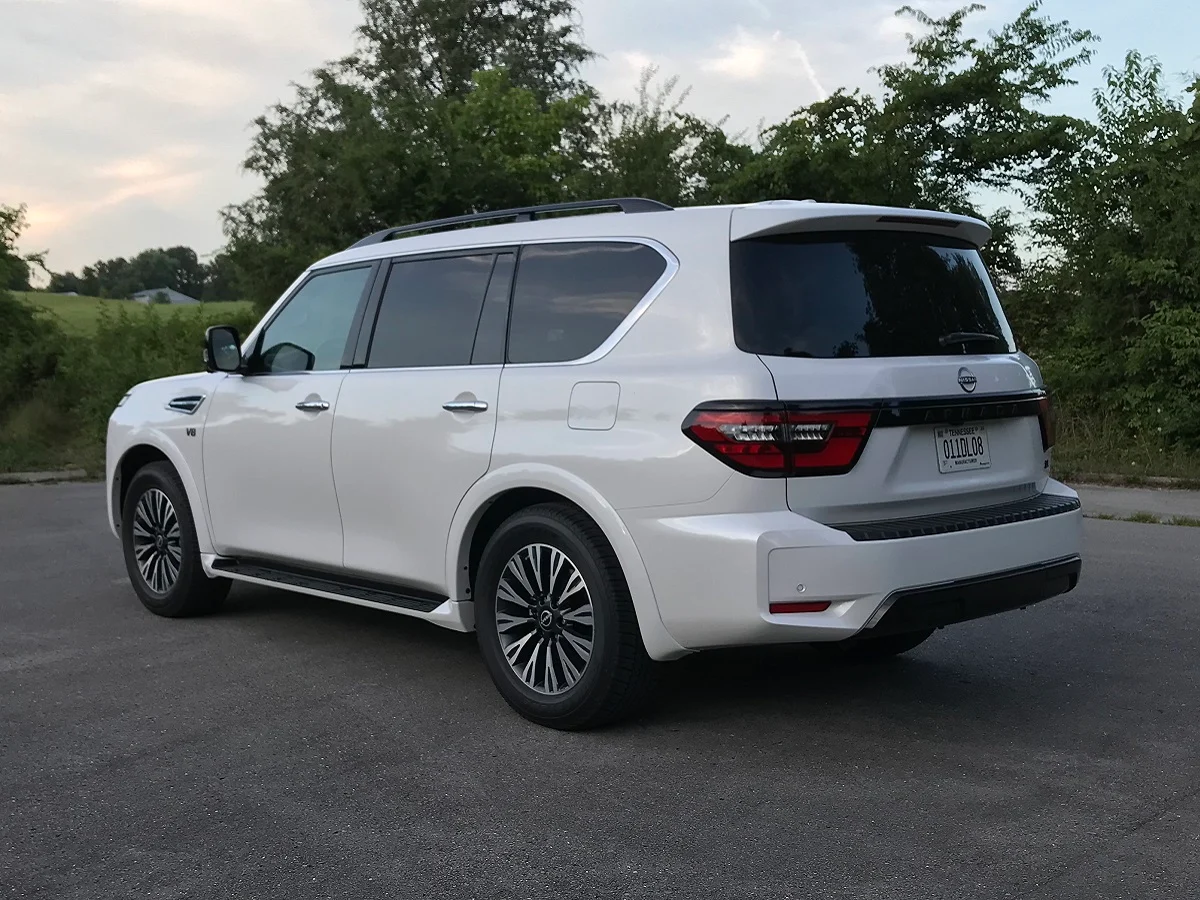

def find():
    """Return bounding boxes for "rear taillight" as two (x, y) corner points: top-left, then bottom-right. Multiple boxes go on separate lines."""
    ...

(1037, 393), (1055, 451)
(683, 405), (874, 477)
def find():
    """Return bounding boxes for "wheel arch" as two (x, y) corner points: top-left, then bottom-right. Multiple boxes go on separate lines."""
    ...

(447, 465), (689, 661)
(110, 434), (214, 555)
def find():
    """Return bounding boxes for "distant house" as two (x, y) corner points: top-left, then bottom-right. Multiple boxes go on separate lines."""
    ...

(130, 288), (200, 305)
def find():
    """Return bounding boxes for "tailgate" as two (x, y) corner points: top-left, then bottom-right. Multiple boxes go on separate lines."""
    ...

(729, 224), (1050, 524)
(759, 356), (1049, 523)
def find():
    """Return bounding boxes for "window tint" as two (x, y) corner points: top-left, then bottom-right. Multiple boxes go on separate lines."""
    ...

(366, 254), (495, 368)
(471, 253), (515, 365)
(508, 242), (667, 364)
(731, 231), (1016, 359)
(255, 266), (371, 373)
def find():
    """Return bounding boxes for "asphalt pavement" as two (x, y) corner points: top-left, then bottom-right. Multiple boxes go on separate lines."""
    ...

(3, 482), (1199, 899)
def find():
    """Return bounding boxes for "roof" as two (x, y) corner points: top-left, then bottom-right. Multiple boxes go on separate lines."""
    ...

(313, 200), (992, 271)
(130, 287), (200, 303)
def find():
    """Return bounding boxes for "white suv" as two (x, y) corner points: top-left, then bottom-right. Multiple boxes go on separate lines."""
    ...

(106, 198), (1083, 729)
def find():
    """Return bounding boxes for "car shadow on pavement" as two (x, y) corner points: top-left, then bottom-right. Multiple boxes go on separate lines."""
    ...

(217, 583), (1060, 741)
(647, 640), (1059, 739)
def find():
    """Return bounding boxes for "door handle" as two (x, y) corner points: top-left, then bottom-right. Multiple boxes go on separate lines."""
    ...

(442, 400), (488, 413)
(295, 399), (330, 412)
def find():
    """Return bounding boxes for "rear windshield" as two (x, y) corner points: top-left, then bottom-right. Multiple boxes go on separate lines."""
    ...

(730, 231), (1017, 358)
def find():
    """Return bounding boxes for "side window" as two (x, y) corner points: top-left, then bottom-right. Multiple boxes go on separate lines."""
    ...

(471, 253), (515, 365)
(366, 253), (495, 368)
(507, 242), (668, 364)
(255, 267), (372, 373)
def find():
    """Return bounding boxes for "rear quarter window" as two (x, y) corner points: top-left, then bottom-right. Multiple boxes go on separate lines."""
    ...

(730, 231), (1017, 358)
(507, 242), (668, 364)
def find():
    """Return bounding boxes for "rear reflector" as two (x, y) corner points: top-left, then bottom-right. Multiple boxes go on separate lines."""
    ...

(683, 405), (875, 477)
(769, 601), (832, 614)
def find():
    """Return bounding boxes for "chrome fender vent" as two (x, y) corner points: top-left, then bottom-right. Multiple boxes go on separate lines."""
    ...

(166, 395), (205, 414)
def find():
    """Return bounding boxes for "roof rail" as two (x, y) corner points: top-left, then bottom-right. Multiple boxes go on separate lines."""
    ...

(346, 197), (673, 250)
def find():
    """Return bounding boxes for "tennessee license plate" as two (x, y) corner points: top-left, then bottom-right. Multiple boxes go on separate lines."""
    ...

(935, 424), (991, 473)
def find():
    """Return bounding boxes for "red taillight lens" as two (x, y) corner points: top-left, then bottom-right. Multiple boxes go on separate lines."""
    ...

(787, 410), (874, 472)
(1037, 393), (1055, 451)
(683, 405), (874, 477)
(681, 409), (788, 473)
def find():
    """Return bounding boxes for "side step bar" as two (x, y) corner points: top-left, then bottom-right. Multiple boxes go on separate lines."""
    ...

(210, 558), (445, 613)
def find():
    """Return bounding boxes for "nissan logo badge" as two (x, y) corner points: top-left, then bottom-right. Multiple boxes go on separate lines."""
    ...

(957, 367), (978, 393)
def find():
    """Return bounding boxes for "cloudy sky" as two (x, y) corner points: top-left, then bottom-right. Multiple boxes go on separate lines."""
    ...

(1, 0), (1196, 274)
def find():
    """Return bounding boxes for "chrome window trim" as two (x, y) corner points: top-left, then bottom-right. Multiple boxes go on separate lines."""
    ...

(319, 236), (680, 370)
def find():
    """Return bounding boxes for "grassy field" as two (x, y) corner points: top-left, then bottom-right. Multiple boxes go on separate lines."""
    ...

(17, 291), (254, 335)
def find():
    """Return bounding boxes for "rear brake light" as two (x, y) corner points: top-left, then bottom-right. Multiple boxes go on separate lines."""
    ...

(1037, 393), (1055, 451)
(683, 405), (874, 477)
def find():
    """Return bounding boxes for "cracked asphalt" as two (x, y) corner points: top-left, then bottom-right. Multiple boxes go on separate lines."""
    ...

(2, 482), (1198, 899)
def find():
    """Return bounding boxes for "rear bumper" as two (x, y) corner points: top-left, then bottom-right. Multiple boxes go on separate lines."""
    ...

(864, 556), (1081, 637)
(621, 482), (1084, 654)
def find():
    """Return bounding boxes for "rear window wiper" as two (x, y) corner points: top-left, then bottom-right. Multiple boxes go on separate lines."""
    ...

(938, 331), (1002, 349)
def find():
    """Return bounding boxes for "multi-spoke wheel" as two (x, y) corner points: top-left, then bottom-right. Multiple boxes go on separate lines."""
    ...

(496, 543), (595, 695)
(121, 461), (230, 617)
(475, 504), (657, 730)
(131, 488), (182, 594)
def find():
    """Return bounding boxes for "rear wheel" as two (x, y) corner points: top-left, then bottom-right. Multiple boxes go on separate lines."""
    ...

(475, 503), (656, 729)
(121, 461), (230, 617)
(809, 628), (935, 662)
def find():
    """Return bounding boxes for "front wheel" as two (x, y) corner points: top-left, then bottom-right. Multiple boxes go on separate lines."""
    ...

(475, 504), (657, 730)
(121, 461), (230, 617)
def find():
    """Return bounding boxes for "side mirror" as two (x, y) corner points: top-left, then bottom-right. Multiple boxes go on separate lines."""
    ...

(204, 325), (243, 373)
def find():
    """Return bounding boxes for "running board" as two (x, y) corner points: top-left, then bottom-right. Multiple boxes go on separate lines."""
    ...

(209, 558), (444, 613)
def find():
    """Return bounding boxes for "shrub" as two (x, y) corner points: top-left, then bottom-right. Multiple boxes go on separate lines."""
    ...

(1122, 306), (1200, 449)
(57, 303), (260, 444)
(0, 291), (66, 418)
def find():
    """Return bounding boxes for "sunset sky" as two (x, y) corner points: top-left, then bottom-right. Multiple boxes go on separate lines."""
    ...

(2, 0), (1196, 274)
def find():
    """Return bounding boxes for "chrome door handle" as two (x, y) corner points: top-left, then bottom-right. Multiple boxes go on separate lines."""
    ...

(295, 399), (330, 411)
(442, 400), (488, 413)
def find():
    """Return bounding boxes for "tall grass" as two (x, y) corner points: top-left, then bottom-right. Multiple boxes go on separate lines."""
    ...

(1051, 402), (1200, 483)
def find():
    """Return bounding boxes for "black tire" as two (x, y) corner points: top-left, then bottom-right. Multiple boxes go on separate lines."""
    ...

(808, 628), (935, 662)
(121, 461), (230, 617)
(475, 503), (657, 730)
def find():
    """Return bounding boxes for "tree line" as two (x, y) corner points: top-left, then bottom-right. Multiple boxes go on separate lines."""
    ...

(214, 0), (1198, 446)
(8, 0), (1200, 449)
(44, 247), (239, 302)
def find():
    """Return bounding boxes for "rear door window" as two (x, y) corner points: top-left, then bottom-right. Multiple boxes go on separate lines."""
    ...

(730, 231), (1017, 358)
(507, 242), (668, 364)
(366, 253), (497, 368)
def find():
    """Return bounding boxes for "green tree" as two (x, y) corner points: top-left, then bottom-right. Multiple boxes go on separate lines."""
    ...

(1, 204), (41, 291)
(221, 0), (596, 308)
(0, 205), (62, 418)
(579, 68), (754, 205)
(1017, 51), (1200, 446)
(49, 245), (210, 299)
(201, 251), (240, 303)
(718, 2), (1097, 279)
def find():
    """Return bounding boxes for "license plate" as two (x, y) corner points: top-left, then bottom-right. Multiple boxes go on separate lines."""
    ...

(935, 424), (991, 473)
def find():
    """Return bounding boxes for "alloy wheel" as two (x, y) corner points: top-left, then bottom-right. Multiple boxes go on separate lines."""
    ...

(495, 543), (595, 695)
(131, 488), (182, 594)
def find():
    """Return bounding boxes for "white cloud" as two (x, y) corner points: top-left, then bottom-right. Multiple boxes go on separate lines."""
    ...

(701, 28), (828, 99)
